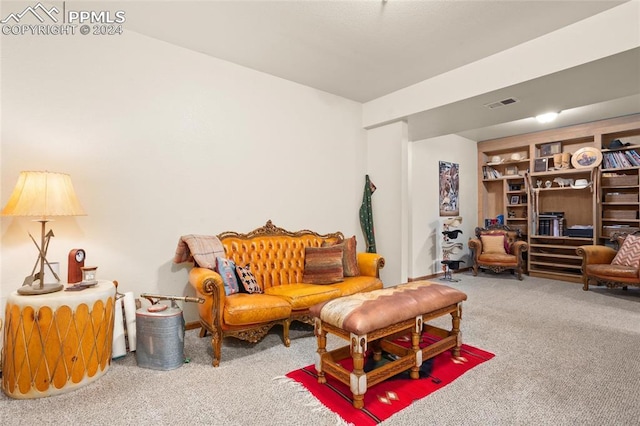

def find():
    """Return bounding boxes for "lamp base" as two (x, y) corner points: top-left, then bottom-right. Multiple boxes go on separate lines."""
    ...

(18, 283), (64, 295)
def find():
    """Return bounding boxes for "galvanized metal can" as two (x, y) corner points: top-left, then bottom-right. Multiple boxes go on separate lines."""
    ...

(135, 303), (184, 370)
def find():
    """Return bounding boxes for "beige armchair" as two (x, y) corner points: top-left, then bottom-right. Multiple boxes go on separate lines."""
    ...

(576, 231), (640, 291)
(468, 224), (529, 280)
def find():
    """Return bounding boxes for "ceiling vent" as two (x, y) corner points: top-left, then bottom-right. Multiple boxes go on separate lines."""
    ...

(484, 97), (520, 109)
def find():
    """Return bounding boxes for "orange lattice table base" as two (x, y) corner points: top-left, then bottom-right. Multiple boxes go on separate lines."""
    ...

(2, 281), (116, 399)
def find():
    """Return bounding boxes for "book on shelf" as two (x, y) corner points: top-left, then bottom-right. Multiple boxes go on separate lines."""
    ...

(603, 149), (640, 168)
(615, 151), (632, 168)
(482, 166), (502, 179)
(624, 150), (640, 166)
(537, 212), (565, 236)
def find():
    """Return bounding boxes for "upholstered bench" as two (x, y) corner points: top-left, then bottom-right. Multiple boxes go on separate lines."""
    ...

(309, 280), (467, 409)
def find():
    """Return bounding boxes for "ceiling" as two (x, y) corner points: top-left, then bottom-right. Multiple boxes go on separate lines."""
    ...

(116, 0), (639, 141)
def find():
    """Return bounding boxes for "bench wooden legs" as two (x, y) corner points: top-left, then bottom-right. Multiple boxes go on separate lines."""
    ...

(350, 334), (367, 409)
(451, 302), (462, 358)
(409, 317), (423, 380)
(314, 319), (327, 384)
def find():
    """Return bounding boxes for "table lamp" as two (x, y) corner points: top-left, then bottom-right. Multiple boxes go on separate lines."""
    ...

(1, 171), (86, 295)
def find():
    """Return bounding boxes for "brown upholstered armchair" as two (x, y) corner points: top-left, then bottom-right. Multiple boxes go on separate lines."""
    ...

(468, 224), (529, 280)
(576, 231), (640, 291)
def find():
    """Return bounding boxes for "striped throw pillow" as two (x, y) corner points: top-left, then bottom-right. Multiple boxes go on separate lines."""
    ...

(322, 236), (360, 277)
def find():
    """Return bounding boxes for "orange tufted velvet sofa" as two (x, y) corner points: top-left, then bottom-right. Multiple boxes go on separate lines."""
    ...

(188, 220), (385, 366)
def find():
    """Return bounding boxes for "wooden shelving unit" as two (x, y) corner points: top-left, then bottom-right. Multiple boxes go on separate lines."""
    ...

(599, 130), (640, 242)
(505, 176), (528, 236)
(476, 114), (640, 283)
(528, 236), (591, 282)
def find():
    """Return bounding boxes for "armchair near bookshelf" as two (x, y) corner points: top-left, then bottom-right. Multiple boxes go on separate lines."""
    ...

(576, 231), (640, 291)
(468, 224), (528, 280)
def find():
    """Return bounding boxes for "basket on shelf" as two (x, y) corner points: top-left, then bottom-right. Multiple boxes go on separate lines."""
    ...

(601, 175), (639, 186)
(604, 193), (639, 203)
(602, 226), (640, 237)
(603, 210), (638, 219)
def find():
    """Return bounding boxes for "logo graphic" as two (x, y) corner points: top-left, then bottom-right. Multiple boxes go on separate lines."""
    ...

(1, 2), (59, 24)
(1, 2), (126, 36)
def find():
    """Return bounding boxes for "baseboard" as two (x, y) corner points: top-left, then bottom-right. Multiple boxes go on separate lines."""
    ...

(409, 267), (471, 282)
(185, 321), (201, 331)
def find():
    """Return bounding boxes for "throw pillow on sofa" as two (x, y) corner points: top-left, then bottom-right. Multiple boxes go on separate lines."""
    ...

(480, 234), (507, 254)
(216, 256), (240, 295)
(322, 235), (360, 277)
(302, 246), (344, 284)
(236, 264), (262, 294)
(611, 234), (640, 268)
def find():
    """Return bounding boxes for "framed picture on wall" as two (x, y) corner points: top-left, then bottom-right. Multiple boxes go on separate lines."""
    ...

(534, 158), (548, 173)
(439, 161), (459, 216)
(540, 142), (561, 157)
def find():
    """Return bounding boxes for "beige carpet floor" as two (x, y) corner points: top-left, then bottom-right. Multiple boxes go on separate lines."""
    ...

(1, 272), (639, 425)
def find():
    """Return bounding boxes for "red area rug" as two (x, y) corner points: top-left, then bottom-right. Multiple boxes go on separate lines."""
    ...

(286, 334), (494, 425)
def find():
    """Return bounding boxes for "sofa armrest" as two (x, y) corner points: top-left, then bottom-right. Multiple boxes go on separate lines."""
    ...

(189, 267), (226, 331)
(511, 240), (528, 257)
(468, 238), (482, 261)
(576, 245), (617, 265)
(357, 252), (385, 278)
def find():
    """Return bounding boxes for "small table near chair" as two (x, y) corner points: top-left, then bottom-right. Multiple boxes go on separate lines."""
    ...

(2, 280), (116, 399)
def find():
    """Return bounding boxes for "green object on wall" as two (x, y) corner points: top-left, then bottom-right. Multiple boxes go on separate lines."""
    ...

(359, 175), (377, 253)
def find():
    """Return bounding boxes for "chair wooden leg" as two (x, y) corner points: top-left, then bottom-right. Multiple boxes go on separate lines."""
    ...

(282, 319), (291, 347)
(211, 330), (222, 367)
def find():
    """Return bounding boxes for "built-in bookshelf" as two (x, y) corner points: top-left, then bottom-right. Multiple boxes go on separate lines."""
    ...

(477, 114), (640, 283)
(599, 131), (640, 242)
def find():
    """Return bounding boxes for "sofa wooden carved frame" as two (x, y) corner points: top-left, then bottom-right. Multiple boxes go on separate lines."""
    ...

(194, 220), (386, 366)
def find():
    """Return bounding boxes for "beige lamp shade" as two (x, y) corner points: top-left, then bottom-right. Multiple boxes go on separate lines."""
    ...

(1, 171), (86, 219)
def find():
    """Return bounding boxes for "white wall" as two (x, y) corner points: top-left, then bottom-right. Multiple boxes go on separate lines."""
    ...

(0, 30), (366, 322)
(410, 134), (478, 279)
(365, 121), (409, 286)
